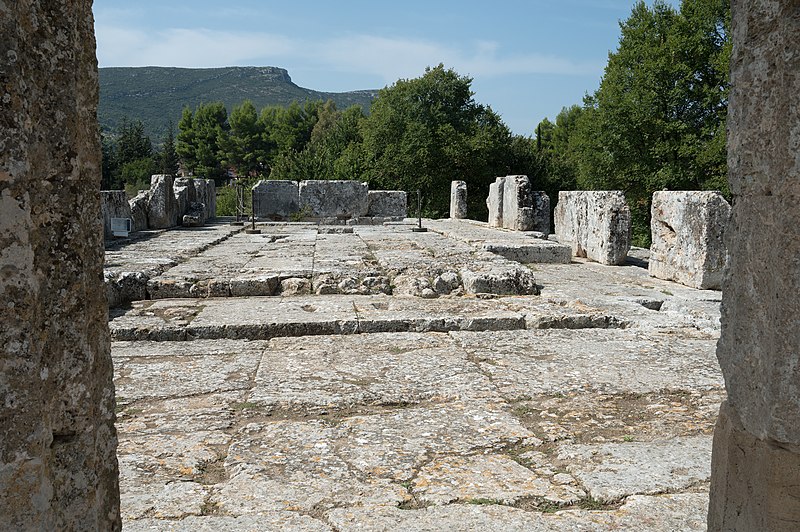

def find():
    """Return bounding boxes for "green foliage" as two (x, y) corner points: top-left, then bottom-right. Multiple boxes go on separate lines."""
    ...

(120, 157), (155, 196)
(158, 122), (179, 176)
(356, 64), (522, 218)
(537, 0), (730, 247)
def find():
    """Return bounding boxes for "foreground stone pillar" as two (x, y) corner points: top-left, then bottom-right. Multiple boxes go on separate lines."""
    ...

(708, 1), (800, 530)
(649, 191), (730, 290)
(0, 1), (121, 530)
(450, 181), (468, 219)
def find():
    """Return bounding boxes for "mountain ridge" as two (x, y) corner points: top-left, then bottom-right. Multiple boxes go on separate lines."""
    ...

(99, 66), (378, 140)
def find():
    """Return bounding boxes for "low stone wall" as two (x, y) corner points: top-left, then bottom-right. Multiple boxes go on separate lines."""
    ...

(368, 190), (407, 217)
(299, 180), (369, 219)
(253, 180), (300, 220)
(147, 174), (178, 229)
(100, 190), (132, 238)
(649, 191), (730, 290)
(450, 181), (468, 219)
(487, 177), (505, 227)
(554, 191), (631, 265)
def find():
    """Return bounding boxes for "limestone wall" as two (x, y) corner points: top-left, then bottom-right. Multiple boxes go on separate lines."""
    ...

(0, 1), (121, 528)
(101, 190), (133, 238)
(252, 180), (300, 220)
(649, 191), (730, 290)
(485, 175), (549, 233)
(554, 191), (631, 265)
(299, 180), (369, 218)
(709, 1), (800, 529)
(367, 191), (407, 218)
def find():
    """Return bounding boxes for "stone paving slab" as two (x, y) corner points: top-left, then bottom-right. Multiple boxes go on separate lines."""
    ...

(426, 218), (572, 264)
(109, 295), (529, 341)
(451, 329), (723, 397)
(249, 332), (500, 413)
(326, 492), (709, 531)
(123, 514), (332, 532)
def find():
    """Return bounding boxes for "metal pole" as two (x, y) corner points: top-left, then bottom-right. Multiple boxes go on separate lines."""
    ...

(412, 188), (427, 232)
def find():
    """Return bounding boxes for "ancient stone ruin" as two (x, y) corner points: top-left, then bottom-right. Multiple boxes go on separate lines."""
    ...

(124, 175), (216, 234)
(4, 0), (798, 529)
(450, 180), (468, 219)
(253, 179), (407, 224)
(649, 191), (730, 290)
(554, 191), (631, 265)
(1, 1), (121, 529)
(708, 0), (800, 528)
(486, 175), (550, 233)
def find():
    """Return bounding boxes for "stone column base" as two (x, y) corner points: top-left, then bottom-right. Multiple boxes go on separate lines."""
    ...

(708, 401), (800, 531)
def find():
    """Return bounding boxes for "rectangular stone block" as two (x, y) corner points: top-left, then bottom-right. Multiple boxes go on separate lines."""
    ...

(146, 174), (178, 229)
(649, 191), (730, 290)
(101, 190), (132, 239)
(450, 181), (468, 219)
(367, 190), (407, 217)
(129, 192), (149, 232)
(253, 180), (300, 221)
(299, 180), (369, 219)
(554, 191), (631, 265)
(486, 177), (506, 227)
(501, 175), (535, 231)
(531, 191), (551, 235)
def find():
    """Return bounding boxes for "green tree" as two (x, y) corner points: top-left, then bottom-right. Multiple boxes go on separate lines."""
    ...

(358, 64), (515, 217)
(177, 102), (230, 180)
(159, 122), (179, 176)
(222, 100), (270, 176)
(567, 0), (730, 245)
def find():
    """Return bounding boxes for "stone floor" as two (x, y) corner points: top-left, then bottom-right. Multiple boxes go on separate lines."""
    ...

(109, 219), (723, 531)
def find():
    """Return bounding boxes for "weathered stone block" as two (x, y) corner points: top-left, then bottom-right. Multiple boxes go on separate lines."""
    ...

(101, 190), (132, 238)
(173, 181), (190, 225)
(183, 202), (206, 227)
(0, 1), (121, 528)
(649, 191), (730, 290)
(129, 192), (149, 232)
(531, 191), (551, 235)
(502, 175), (536, 231)
(146, 174), (179, 229)
(299, 180), (369, 219)
(708, 402), (800, 531)
(486, 177), (506, 227)
(554, 191), (631, 265)
(450, 181), (468, 219)
(253, 180), (299, 220)
(367, 190), (407, 218)
(195, 179), (216, 220)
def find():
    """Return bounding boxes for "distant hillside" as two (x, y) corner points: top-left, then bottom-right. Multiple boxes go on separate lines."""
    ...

(98, 66), (378, 141)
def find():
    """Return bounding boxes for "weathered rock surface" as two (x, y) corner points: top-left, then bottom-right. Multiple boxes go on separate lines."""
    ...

(450, 180), (468, 219)
(709, 2), (800, 528)
(252, 179), (299, 220)
(146, 174), (179, 229)
(129, 191), (149, 232)
(367, 190), (407, 217)
(554, 191), (631, 265)
(501, 175), (536, 231)
(101, 190), (133, 238)
(0, 1), (120, 528)
(299, 180), (369, 218)
(649, 191), (730, 290)
(487, 176), (506, 227)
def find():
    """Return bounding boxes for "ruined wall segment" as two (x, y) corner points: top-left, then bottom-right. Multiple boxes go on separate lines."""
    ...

(299, 180), (369, 219)
(101, 191), (133, 238)
(709, 1), (800, 529)
(649, 191), (730, 290)
(367, 190), (407, 218)
(252, 180), (300, 220)
(554, 191), (631, 265)
(486, 177), (506, 227)
(0, 1), (121, 529)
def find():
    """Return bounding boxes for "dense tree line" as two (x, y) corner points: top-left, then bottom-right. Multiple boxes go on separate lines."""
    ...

(101, 0), (729, 240)
(168, 65), (545, 218)
(101, 119), (178, 194)
(535, 0), (730, 245)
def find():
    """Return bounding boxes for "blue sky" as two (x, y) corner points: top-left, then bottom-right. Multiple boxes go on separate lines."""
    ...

(94, 0), (679, 136)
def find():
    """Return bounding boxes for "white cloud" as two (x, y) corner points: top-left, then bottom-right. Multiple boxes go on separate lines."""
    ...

(95, 22), (598, 79)
(95, 26), (296, 67)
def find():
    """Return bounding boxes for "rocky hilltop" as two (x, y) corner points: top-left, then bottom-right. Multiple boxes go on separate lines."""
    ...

(99, 66), (377, 139)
